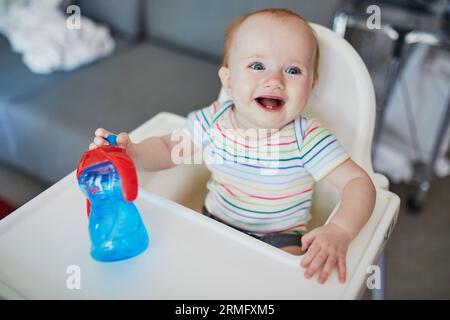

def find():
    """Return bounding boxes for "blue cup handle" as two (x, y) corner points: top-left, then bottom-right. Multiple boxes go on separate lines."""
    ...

(106, 134), (118, 146)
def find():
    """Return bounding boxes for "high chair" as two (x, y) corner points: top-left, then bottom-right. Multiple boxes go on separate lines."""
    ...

(0, 23), (400, 300)
(132, 23), (401, 299)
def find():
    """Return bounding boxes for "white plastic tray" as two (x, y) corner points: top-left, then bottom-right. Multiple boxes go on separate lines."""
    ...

(0, 169), (399, 299)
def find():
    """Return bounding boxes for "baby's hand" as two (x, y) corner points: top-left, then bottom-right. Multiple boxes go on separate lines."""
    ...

(300, 223), (351, 284)
(89, 128), (131, 151)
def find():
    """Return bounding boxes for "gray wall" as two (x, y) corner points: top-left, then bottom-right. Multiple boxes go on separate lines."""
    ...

(145, 0), (342, 61)
(77, 0), (142, 40)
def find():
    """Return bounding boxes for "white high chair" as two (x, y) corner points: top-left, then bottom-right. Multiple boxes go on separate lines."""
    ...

(132, 23), (401, 299)
(0, 23), (400, 300)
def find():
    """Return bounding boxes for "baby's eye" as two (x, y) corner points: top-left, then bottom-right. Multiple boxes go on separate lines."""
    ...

(285, 66), (302, 75)
(248, 62), (265, 71)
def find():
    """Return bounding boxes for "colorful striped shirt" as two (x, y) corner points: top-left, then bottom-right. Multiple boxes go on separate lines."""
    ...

(186, 100), (350, 235)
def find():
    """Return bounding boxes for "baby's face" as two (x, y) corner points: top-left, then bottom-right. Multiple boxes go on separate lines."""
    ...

(219, 14), (317, 129)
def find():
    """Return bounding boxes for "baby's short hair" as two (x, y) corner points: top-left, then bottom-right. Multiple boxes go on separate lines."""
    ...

(222, 8), (320, 81)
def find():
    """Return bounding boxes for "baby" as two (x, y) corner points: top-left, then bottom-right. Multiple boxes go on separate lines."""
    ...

(90, 8), (376, 284)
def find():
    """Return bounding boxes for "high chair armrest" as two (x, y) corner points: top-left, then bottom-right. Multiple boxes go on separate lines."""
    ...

(317, 187), (399, 298)
(372, 172), (390, 191)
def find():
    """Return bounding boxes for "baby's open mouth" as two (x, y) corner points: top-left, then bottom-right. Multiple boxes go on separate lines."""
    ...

(255, 96), (285, 112)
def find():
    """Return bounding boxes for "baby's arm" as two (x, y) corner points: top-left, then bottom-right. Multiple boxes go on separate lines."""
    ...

(322, 159), (376, 239)
(300, 159), (376, 284)
(91, 128), (197, 172)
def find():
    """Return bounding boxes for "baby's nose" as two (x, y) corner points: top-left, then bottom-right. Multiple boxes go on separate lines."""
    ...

(263, 74), (285, 90)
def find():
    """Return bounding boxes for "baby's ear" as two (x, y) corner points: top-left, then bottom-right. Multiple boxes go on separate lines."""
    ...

(218, 66), (232, 97)
(311, 75), (317, 90)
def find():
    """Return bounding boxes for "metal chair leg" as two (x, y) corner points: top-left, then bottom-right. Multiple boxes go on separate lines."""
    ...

(407, 98), (450, 212)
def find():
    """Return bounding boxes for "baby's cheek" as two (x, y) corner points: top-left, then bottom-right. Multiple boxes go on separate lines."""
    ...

(293, 87), (312, 106)
(239, 73), (259, 88)
(233, 87), (252, 105)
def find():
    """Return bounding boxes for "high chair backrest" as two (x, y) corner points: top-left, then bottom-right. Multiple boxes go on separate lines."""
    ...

(218, 23), (377, 227)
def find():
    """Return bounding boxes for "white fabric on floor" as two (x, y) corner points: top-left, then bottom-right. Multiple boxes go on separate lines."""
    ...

(0, 0), (115, 74)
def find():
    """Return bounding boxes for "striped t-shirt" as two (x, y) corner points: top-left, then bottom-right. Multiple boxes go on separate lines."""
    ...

(186, 100), (350, 235)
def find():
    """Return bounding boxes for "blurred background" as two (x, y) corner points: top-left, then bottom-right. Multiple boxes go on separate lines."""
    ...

(0, 0), (449, 299)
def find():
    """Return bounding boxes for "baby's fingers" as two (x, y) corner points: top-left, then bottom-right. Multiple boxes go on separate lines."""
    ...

(301, 228), (319, 252)
(93, 136), (108, 147)
(305, 250), (328, 279)
(95, 128), (112, 139)
(116, 132), (130, 148)
(318, 256), (337, 284)
(337, 253), (347, 283)
(301, 243), (320, 268)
